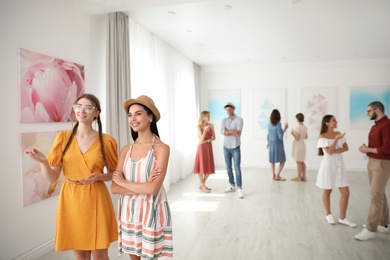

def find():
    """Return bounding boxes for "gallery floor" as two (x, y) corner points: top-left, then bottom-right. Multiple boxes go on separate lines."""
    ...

(40, 168), (390, 260)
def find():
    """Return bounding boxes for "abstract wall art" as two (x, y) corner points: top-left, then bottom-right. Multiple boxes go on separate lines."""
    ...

(208, 89), (241, 131)
(300, 87), (338, 139)
(18, 48), (85, 123)
(252, 88), (287, 139)
(349, 86), (390, 129)
(20, 131), (62, 206)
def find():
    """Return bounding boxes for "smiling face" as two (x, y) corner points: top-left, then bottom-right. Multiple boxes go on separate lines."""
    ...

(73, 98), (98, 124)
(326, 116), (338, 129)
(128, 104), (153, 132)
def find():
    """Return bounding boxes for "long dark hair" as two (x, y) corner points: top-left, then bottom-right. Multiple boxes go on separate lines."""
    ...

(270, 109), (281, 126)
(130, 103), (160, 142)
(61, 93), (107, 165)
(318, 114), (333, 156)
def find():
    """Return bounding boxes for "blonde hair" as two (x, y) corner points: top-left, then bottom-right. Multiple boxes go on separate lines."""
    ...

(198, 111), (210, 126)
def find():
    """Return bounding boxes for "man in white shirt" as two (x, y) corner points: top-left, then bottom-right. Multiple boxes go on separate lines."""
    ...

(221, 102), (244, 198)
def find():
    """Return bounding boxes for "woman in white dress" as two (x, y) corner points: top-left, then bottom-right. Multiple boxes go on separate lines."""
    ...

(291, 113), (308, 181)
(316, 115), (356, 227)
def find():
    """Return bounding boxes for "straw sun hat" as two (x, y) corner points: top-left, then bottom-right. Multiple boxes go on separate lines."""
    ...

(123, 95), (161, 122)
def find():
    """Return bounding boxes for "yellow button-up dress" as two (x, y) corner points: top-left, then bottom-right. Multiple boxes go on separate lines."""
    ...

(47, 130), (118, 251)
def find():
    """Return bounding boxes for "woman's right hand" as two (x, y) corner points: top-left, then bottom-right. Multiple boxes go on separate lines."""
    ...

(25, 148), (47, 164)
(148, 167), (161, 183)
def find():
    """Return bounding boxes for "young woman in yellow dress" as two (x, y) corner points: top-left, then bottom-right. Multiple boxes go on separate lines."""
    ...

(26, 93), (118, 259)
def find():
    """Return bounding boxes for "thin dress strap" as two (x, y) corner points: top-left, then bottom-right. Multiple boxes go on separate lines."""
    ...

(128, 143), (134, 154)
(151, 135), (155, 149)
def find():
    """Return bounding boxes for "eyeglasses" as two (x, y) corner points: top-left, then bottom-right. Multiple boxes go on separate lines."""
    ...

(367, 108), (375, 114)
(73, 105), (96, 113)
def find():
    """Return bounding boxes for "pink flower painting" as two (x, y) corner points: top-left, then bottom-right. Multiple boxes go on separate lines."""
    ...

(18, 48), (85, 123)
(21, 131), (63, 206)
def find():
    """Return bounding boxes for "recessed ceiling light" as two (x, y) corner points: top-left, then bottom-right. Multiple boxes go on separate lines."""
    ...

(223, 5), (232, 11)
(289, 0), (300, 4)
(167, 11), (176, 16)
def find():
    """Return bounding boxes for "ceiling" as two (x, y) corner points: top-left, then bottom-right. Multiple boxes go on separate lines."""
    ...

(72, 0), (390, 67)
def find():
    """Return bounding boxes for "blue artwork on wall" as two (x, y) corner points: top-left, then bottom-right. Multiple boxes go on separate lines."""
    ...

(208, 90), (241, 132)
(349, 86), (390, 129)
(252, 88), (286, 139)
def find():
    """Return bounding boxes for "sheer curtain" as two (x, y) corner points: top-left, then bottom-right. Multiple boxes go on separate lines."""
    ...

(129, 19), (199, 191)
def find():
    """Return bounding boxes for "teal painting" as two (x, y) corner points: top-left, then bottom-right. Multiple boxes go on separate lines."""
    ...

(349, 86), (390, 129)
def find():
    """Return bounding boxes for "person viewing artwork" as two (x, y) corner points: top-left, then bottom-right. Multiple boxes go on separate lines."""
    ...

(291, 113), (308, 181)
(355, 101), (390, 241)
(267, 109), (288, 181)
(221, 102), (245, 199)
(316, 115), (356, 228)
(112, 95), (173, 259)
(25, 93), (118, 260)
(193, 111), (216, 193)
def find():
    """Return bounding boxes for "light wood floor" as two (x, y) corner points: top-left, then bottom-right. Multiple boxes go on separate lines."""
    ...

(40, 168), (390, 260)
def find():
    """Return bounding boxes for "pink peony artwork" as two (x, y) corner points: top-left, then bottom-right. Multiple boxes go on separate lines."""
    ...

(18, 48), (85, 123)
(20, 131), (63, 206)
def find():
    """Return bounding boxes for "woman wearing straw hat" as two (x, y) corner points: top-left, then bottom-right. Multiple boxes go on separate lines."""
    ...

(112, 95), (173, 259)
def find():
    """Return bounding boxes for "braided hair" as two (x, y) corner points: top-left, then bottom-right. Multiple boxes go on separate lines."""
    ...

(61, 93), (107, 165)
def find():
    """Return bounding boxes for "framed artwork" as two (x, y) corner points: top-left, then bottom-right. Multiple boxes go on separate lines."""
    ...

(20, 131), (63, 206)
(300, 87), (338, 139)
(252, 88), (287, 139)
(349, 86), (390, 129)
(18, 48), (85, 123)
(208, 89), (241, 131)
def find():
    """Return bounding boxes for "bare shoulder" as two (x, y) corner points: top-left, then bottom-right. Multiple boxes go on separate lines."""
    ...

(120, 144), (131, 154)
(154, 138), (170, 152)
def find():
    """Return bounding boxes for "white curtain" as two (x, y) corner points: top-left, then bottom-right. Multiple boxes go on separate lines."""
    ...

(129, 19), (199, 191)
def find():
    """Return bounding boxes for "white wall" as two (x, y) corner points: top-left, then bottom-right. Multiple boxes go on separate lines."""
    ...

(201, 61), (390, 172)
(0, 0), (107, 259)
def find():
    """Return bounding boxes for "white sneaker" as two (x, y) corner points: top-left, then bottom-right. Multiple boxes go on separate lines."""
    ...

(325, 214), (336, 225)
(224, 185), (235, 193)
(237, 189), (244, 199)
(338, 218), (357, 228)
(355, 228), (376, 241)
(362, 224), (389, 233)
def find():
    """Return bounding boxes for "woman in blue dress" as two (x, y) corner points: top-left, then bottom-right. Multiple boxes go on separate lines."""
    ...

(267, 109), (288, 181)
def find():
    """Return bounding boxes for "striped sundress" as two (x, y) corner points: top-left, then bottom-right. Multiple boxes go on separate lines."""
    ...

(117, 136), (173, 259)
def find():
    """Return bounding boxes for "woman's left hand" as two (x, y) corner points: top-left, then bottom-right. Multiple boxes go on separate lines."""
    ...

(148, 167), (161, 183)
(79, 173), (100, 184)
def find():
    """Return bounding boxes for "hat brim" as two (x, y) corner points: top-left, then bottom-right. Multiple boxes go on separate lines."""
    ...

(123, 98), (161, 122)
